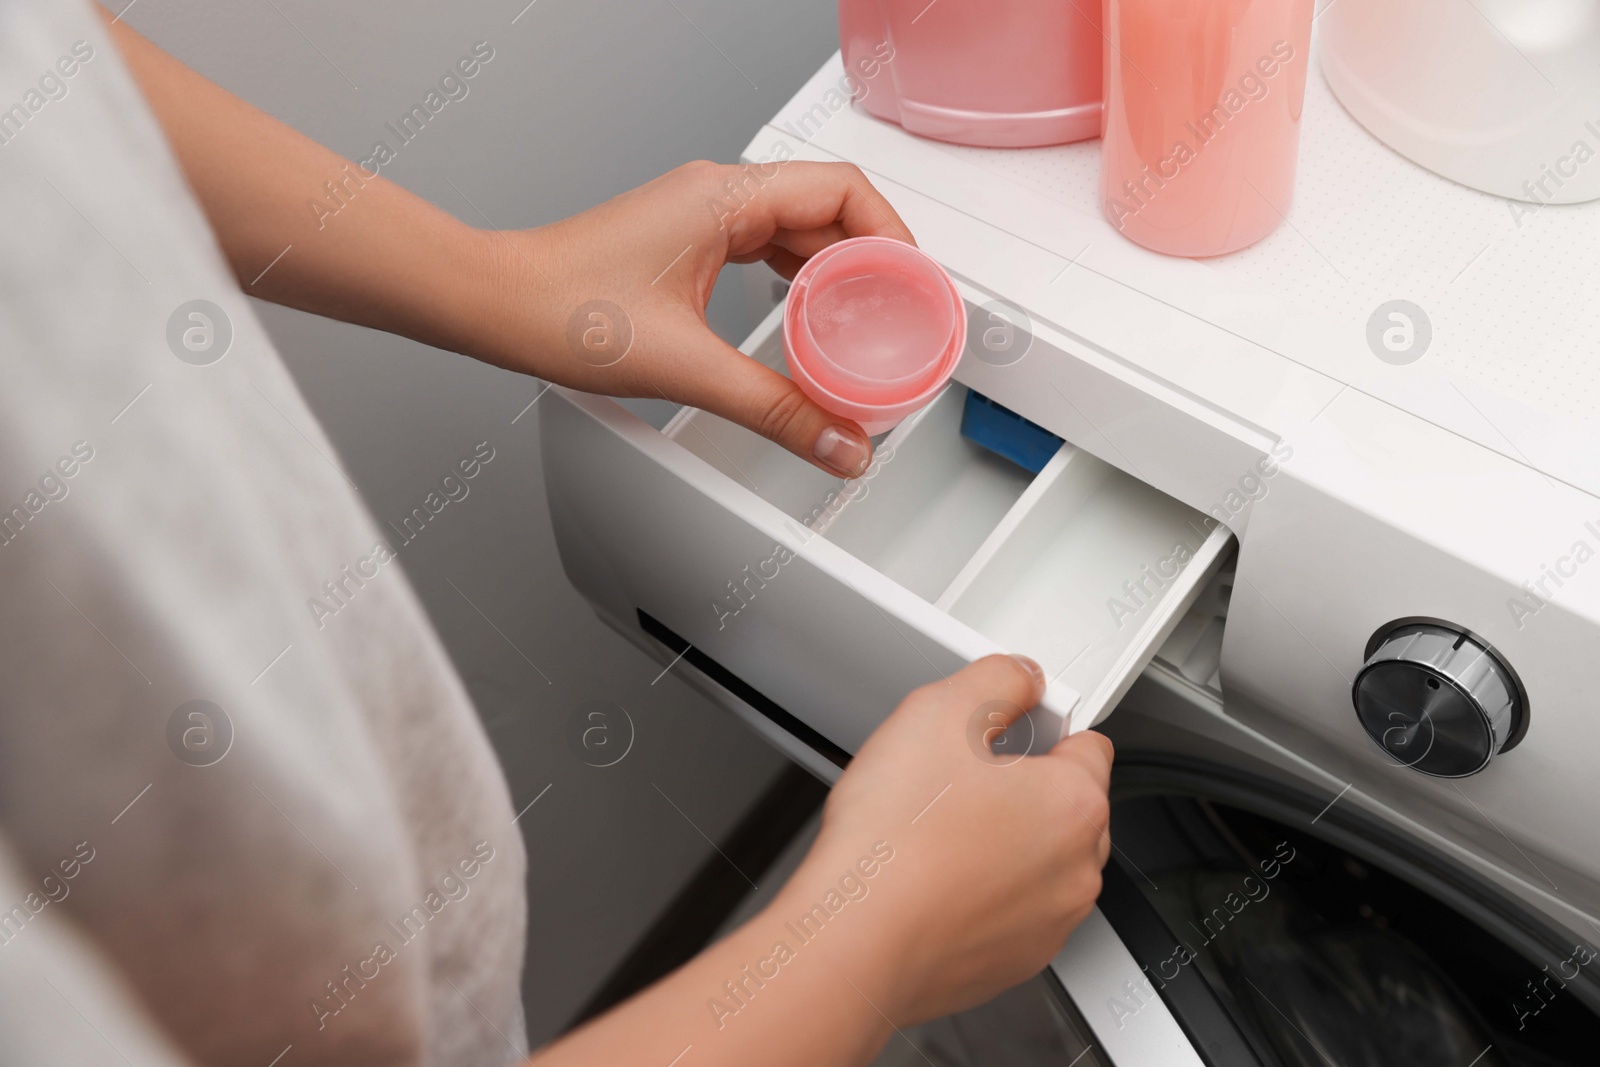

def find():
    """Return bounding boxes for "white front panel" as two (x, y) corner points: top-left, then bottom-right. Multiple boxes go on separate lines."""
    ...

(1225, 388), (1600, 924)
(543, 388), (984, 755)
(1052, 910), (1207, 1067)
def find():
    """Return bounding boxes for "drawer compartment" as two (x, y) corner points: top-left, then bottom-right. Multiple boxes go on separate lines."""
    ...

(542, 304), (1233, 755)
(816, 386), (1034, 603)
(941, 443), (1222, 729)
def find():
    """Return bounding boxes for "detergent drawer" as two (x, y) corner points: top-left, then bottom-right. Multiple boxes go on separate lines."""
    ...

(541, 303), (1234, 757)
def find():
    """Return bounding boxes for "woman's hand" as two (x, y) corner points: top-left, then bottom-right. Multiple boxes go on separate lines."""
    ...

(469, 160), (914, 478)
(777, 654), (1115, 1026)
(107, 13), (912, 479)
(537, 655), (1114, 1067)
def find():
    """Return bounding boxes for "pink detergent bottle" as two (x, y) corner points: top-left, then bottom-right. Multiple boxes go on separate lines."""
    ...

(839, 0), (1103, 148)
(1101, 0), (1314, 257)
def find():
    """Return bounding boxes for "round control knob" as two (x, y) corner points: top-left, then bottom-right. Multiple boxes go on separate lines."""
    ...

(1352, 622), (1524, 778)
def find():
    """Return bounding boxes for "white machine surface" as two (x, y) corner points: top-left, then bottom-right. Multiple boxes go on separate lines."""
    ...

(544, 41), (1600, 1066)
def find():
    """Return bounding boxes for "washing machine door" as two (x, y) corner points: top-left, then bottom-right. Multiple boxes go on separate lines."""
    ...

(1051, 860), (1264, 1066)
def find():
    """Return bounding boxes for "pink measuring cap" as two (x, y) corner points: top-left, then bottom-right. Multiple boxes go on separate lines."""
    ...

(784, 237), (966, 436)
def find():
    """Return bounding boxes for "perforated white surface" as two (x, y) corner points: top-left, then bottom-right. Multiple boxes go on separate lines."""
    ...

(909, 58), (1600, 426)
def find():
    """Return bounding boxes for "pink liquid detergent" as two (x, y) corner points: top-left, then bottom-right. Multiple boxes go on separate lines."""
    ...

(805, 268), (952, 398)
(840, 0), (1103, 148)
(784, 238), (965, 435)
(1101, 0), (1314, 257)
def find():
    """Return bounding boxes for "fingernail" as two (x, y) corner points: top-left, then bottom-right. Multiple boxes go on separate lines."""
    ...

(1010, 654), (1046, 690)
(814, 425), (871, 478)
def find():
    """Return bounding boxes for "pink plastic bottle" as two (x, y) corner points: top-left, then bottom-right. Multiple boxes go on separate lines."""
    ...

(839, 0), (1103, 148)
(1100, 0), (1313, 257)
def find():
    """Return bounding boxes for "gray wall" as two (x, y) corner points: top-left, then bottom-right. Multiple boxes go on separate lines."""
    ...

(115, 0), (837, 1044)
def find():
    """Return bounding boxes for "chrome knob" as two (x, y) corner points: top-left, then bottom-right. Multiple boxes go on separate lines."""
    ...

(1352, 622), (1525, 778)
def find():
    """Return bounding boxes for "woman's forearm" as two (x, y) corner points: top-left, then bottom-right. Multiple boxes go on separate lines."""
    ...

(105, 10), (912, 477)
(533, 835), (908, 1067)
(103, 13), (497, 359)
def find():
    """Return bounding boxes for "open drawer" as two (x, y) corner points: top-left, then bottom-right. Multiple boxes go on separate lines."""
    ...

(541, 303), (1234, 757)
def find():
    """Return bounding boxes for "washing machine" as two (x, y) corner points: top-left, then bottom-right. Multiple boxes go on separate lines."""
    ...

(542, 47), (1600, 1066)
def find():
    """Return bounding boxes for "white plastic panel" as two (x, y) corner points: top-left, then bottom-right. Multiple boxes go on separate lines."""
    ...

(752, 55), (1600, 504)
(819, 385), (1033, 603)
(664, 356), (844, 527)
(944, 444), (1232, 726)
(1052, 909), (1207, 1067)
(542, 305), (1235, 752)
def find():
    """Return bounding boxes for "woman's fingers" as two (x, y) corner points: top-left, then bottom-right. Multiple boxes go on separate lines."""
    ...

(929, 654), (1046, 726)
(667, 325), (873, 478)
(767, 223), (853, 260)
(1051, 730), (1115, 793)
(727, 245), (807, 280)
(525, 161), (919, 477)
(719, 160), (915, 256)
